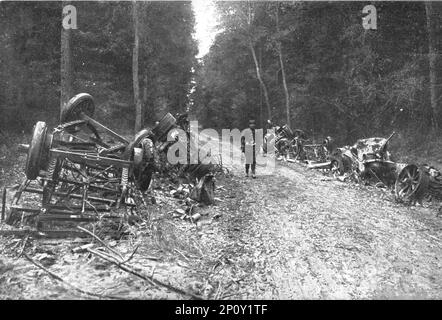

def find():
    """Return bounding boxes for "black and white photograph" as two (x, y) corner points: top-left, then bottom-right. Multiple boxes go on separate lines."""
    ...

(0, 0), (441, 303)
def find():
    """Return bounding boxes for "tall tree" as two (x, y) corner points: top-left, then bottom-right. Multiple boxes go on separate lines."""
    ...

(246, 2), (272, 121)
(425, 1), (440, 130)
(132, 1), (142, 132)
(274, 4), (290, 128)
(60, 1), (73, 121)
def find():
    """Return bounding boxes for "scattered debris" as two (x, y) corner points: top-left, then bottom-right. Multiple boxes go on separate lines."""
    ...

(190, 174), (215, 205)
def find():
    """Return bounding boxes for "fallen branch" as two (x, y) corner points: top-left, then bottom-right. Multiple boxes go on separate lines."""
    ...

(18, 235), (29, 258)
(77, 226), (124, 260)
(0, 229), (88, 239)
(87, 247), (203, 300)
(23, 253), (125, 300)
(214, 280), (223, 300)
(121, 244), (140, 264)
(87, 247), (157, 287)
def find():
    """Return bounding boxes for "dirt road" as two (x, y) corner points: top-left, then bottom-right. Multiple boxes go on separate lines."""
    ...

(202, 153), (442, 299)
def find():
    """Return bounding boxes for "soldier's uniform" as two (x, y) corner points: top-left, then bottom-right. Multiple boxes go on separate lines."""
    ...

(241, 120), (257, 178)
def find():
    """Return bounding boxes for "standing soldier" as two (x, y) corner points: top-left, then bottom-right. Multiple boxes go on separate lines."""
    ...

(241, 119), (257, 178)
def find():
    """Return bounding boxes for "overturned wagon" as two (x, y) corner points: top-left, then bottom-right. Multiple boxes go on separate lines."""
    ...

(309, 133), (399, 186)
(1, 93), (210, 231)
(263, 123), (332, 163)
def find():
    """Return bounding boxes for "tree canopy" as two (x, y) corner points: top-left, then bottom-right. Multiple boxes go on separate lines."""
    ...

(0, 1), (197, 132)
(191, 1), (441, 144)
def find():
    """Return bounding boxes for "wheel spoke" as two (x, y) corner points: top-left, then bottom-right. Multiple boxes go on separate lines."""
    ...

(399, 185), (410, 195)
(412, 170), (420, 180)
(406, 169), (413, 180)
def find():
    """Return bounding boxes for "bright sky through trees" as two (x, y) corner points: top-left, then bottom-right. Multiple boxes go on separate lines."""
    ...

(192, 0), (218, 58)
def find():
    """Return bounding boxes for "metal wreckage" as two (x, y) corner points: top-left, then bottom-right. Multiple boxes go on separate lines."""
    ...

(264, 122), (442, 205)
(1, 93), (217, 234)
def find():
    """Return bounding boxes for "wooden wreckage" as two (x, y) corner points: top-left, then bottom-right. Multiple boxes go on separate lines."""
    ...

(267, 124), (442, 206)
(1, 93), (216, 236)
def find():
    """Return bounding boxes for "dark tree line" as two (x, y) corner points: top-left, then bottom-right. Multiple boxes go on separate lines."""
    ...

(0, 1), (197, 133)
(191, 1), (442, 144)
(1, 1), (441, 146)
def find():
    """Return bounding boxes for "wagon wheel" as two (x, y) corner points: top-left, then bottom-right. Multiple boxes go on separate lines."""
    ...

(291, 138), (307, 160)
(151, 113), (177, 141)
(25, 121), (50, 180)
(263, 133), (276, 155)
(276, 138), (290, 157)
(395, 164), (430, 203)
(60, 93), (95, 123)
(330, 154), (345, 175)
(290, 140), (299, 159)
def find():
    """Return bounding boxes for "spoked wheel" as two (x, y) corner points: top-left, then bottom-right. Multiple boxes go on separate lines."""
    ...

(151, 113), (177, 141)
(330, 155), (345, 175)
(290, 142), (300, 159)
(263, 133), (276, 155)
(395, 164), (430, 203)
(60, 93), (95, 123)
(25, 121), (51, 180)
(276, 138), (290, 158)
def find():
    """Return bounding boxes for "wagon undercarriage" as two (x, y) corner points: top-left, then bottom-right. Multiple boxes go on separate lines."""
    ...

(1, 93), (213, 233)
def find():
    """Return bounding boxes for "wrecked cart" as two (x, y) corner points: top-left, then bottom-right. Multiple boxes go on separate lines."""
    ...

(310, 132), (400, 186)
(1, 93), (215, 233)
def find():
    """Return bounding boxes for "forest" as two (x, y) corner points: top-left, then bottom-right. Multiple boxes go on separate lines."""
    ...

(0, 1), (441, 149)
(192, 1), (442, 148)
(0, 1), (196, 133)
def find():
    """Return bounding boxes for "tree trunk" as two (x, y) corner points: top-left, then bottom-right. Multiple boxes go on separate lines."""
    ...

(142, 73), (149, 123)
(425, 1), (440, 130)
(132, 1), (142, 132)
(60, 1), (73, 122)
(245, 1), (272, 121)
(275, 6), (291, 128)
(249, 42), (272, 121)
(259, 46), (263, 128)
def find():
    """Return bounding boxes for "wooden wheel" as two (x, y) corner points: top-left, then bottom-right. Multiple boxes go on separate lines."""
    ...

(290, 139), (306, 160)
(276, 137), (290, 156)
(151, 113), (176, 141)
(330, 155), (345, 175)
(25, 121), (50, 180)
(60, 93), (95, 123)
(395, 164), (430, 203)
(263, 132), (276, 154)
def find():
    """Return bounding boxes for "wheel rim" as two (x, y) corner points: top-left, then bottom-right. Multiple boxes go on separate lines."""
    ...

(61, 93), (95, 123)
(331, 160), (340, 173)
(25, 122), (49, 180)
(395, 164), (428, 202)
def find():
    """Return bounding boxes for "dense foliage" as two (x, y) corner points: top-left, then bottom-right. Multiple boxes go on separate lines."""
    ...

(1, 1), (441, 147)
(191, 1), (442, 144)
(0, 1), (197, 132)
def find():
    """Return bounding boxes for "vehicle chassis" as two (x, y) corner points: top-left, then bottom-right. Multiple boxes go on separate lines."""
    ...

(1, 93), (177, 230)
